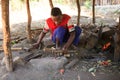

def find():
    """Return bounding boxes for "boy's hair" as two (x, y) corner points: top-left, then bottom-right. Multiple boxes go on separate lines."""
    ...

(51, 7), (62, 16)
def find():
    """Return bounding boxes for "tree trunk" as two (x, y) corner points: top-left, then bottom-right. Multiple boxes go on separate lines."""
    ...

(92, 0), (95, 24)
(26, 0), (32, 42)
(49, 0), (54, 9)
(1, 0), (13, 71)
(76, 0), (80, 26)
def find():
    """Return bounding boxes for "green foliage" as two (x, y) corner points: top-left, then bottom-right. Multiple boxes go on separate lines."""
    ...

(11, 41), (16, 45)
(84, 0), (91, 9)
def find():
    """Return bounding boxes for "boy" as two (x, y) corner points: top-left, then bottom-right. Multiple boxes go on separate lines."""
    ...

(33, 7), (82, 53)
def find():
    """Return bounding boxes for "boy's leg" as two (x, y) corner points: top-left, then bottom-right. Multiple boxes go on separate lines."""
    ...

(52, 26), (67, 48)
(72, 26), (82, 46)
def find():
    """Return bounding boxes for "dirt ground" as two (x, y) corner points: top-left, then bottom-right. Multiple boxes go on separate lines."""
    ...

(0, 17), (120, 80)
(0, 5), (120, 80)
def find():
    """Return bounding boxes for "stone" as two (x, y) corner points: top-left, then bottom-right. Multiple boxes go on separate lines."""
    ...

(13, 56), (26, 66)
(1, 57), (6, 66)
(30, 57), (68, 71)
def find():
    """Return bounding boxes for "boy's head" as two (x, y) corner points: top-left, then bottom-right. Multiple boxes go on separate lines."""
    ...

(51, 7), (62, 16)
(51, 7), (62, 25)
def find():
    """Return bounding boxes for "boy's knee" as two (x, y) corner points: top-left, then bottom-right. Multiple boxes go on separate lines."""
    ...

(75, 26), (82, 35)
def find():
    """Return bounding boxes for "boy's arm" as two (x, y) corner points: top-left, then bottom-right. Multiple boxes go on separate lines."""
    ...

(32, 31), (46, 49)
(63, 16), (76, 49)
(33, 22), (49, 49)
(63, 31), (75, 50)
(37, 31), (46, 44)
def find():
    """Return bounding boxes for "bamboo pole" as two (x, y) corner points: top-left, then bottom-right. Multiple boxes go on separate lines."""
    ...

(76, 0), (81, 26)
(92, 0), (95, 24)
(1, 0), (13, 71)
(26, 0), (32, 42)
(49, 0), (54, 9)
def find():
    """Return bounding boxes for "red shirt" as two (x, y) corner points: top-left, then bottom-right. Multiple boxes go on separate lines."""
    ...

(43, 14), (74, 34)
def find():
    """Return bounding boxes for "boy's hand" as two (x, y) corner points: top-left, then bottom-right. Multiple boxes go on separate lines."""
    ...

(62, 49), (68, 54)
(32, 43), (39, 49)
(62, 46), (68, 54)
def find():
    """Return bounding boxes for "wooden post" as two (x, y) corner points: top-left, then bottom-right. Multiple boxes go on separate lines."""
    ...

(26, 0), (32, 42)
(114, 15), (120, 61)
(119, 15), (120, 25)
(1, 0), (13, 71)
(76, 0), (80, 26)
(49, 0), (54, 9)
(114, 32), (120, 61)
(99, 0), (101, 5)
(92, 0), (95, 24)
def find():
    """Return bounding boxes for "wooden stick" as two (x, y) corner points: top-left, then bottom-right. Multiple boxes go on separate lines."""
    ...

(0, 47), (22, 51)
(43, 47), (77, 53)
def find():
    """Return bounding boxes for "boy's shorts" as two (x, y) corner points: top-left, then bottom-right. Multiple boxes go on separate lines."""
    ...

(52, 26), (82, 46)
